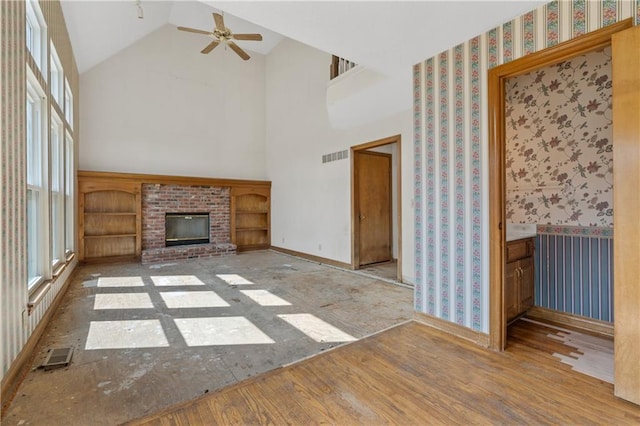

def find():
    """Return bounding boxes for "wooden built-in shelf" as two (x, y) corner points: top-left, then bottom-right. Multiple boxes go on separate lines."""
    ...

(231, 187), (271, 252)
(78, 176), (142, 262)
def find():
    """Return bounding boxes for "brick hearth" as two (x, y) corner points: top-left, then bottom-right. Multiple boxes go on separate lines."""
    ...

(141, 184), (236, 263)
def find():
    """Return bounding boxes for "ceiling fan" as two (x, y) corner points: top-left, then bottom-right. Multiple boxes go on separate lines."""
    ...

(177, 12), (263, 61)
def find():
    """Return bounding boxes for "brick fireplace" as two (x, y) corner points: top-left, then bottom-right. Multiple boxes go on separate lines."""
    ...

(141, 184), (236, 263)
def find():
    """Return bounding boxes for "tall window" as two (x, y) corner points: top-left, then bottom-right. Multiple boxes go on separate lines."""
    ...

(64, 132), (75, 255)
(64, 78), (73, 129)
(25, 0), (47, 74)
(51, 112), (65, 268)
(50, 44), (63, 107)
(27, 72), (47, 288)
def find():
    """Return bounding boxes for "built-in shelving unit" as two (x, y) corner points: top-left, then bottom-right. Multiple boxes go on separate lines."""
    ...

(231, 187), (271, 252)
(78, 178), (141, 261)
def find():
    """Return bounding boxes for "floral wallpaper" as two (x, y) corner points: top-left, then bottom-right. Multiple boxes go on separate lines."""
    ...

(505, 47), (613, 227)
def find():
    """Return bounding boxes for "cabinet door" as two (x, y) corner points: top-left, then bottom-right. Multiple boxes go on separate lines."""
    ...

(519, 256), (535, 313)
(505, 261), (520, 322)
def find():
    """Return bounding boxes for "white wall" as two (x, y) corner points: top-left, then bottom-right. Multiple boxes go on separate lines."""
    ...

(265, 38), (415, 283)
(79, 24), (266, 180)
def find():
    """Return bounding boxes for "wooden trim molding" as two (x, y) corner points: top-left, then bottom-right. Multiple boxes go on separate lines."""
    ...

(77, 170), (271, 189)
(270, 246), (352, 270)
(525, 306), (613, 339)
(487, 19), (633, 351)
(414, 312), (490, 348)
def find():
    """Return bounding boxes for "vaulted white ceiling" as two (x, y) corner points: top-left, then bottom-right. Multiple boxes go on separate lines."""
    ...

(62, 1), (545, 75)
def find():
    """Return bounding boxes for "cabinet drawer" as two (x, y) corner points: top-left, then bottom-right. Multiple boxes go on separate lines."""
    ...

(506, 238), (534, 262)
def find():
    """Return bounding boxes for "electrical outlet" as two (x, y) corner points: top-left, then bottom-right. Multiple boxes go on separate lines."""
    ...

(318, 244), (322, 251)
(282, 237), (285, 243)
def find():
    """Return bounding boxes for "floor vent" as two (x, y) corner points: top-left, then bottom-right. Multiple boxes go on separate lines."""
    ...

(42, 347), (74, 370)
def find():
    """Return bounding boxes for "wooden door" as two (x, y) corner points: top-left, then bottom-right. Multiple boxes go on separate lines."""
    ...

(355, 151), (392, 266)
(612, 24), (640, 406)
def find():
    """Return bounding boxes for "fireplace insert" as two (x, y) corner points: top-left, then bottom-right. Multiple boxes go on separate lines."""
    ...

(165, 213), (210, 246)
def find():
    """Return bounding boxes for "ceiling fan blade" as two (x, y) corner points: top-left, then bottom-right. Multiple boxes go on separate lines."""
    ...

(213, 13), (225, 30)
(228, 41), (250, 60)
(201, 40), (220, 54)
(178, 26), (214, 36)
(232, 33), (263, 41)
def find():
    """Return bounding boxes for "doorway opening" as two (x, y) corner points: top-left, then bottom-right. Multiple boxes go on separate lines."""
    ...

(351, 135), (402, 283)
(488, 18), (631, 352)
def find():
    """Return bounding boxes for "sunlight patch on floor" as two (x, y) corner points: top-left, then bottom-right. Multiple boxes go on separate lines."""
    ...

(240, 290), (291, 306)
(151, 275), (206, 286)
(217, 274), (253, 285)
(174, 317), (274, 346)
(97, 277), (145, 287)
(85, 320), (169, 350)
(160, 291), (230, 309)
(94, 293), (154, 310)
(278, 314), (356, 343)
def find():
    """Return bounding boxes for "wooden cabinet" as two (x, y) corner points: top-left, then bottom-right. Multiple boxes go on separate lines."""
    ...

(505, 237), (535, 323)
(78, 179), (141, 262)
(231, 186), (271, 252)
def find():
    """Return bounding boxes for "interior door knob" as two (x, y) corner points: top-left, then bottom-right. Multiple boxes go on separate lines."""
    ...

(360, 214), (365, 221)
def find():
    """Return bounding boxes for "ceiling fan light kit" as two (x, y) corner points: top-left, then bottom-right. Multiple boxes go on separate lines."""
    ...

(177, 12), (263, 61)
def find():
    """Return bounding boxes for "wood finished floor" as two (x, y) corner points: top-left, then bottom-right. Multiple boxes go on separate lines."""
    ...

(129, 320), (640, 425)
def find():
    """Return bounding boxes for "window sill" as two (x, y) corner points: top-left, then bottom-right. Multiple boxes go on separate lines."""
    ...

(28, 252), (76, 315)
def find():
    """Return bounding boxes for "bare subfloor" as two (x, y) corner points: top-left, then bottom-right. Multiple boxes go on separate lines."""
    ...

(3, 250), (412, 426)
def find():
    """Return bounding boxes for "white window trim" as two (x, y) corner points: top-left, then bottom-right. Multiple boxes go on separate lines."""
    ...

(27, 69), (50, 290)
(64, 131), (75, 256)
(64, 78), (73, 129)
(50, 43), (64, 108)
(50, 110), (65, 269)
(25, 0), (47, 76)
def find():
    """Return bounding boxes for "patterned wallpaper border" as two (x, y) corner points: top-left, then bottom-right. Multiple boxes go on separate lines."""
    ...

(537, 224), (613, 238)
(413, 0), (639, 333)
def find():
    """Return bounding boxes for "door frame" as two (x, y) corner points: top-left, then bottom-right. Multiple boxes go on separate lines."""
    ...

(487, 19), (633, 351)
(351, 134), (402, 281)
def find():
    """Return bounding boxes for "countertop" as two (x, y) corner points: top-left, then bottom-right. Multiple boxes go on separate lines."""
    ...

(506, 223), (536, 242)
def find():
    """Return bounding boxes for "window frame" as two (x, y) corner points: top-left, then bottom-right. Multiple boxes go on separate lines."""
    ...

(50, 110), (65, 269)
(50, 43), (64, 108)
(25, 0), (47, 76)
(64, 78), (73, 129)
(26, 69), (49, 290)
(64, 131), (75, 257)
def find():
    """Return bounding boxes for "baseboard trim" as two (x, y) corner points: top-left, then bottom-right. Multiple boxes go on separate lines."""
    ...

(1, 262), (78, 417)
(525, 306), (614, 338)
(270, 246), (352, 270)
(413, 312), (490, 348)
